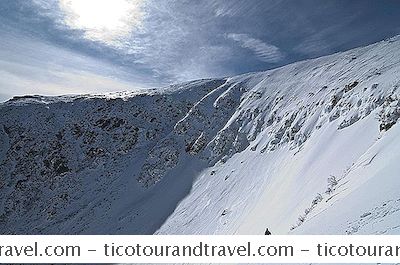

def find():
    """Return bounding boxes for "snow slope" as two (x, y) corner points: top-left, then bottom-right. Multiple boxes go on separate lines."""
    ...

(0, 36), (400, 236)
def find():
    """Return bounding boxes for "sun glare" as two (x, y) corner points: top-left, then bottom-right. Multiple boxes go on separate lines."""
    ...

(59, 0), (144, 44)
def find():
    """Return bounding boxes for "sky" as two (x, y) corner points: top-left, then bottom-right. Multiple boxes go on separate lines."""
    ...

(0, 0), (400, 102)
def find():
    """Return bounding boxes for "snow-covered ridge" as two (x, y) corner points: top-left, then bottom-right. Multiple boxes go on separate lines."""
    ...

(0, 36), (399, 235)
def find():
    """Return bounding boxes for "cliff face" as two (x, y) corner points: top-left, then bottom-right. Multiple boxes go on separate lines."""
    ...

(1, 36), (400, 235)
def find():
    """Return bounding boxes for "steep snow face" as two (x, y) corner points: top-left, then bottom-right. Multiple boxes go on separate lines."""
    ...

(157, 36), (400, 235)
(1, 36), (400, 235)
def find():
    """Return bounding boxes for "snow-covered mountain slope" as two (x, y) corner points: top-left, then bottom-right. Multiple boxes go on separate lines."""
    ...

(1, 36), (400, 235)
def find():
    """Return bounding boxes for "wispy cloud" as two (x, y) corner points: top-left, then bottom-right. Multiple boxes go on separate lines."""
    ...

(118, 1), (238, 82)
(226, 33), (284, 63)
(211, 0), (282, 18)
(22, 0), (237, 83)
(0, 29), (149, 102)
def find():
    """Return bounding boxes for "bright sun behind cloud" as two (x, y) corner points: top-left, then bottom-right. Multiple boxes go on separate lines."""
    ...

(59, 0), (144, 45)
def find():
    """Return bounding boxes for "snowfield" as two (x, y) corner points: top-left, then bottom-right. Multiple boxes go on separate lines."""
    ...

(0, 35), (400, 236)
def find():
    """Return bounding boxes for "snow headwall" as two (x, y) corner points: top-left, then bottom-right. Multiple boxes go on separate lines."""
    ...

(1, 36), (400, 235)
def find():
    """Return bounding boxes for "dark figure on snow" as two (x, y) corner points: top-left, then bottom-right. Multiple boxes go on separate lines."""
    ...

(264, 228), (271, 235)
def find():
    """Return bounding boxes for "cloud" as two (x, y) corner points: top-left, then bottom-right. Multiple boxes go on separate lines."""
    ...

(114, 1), (238, 82)
(0, 29), (151, 102)
(0, 65), (136, 102)
(58, 0), (145, 46)
(22, 0), (237, 83)
(226, 33), (284, 63)
(211, 0), (282, 18)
